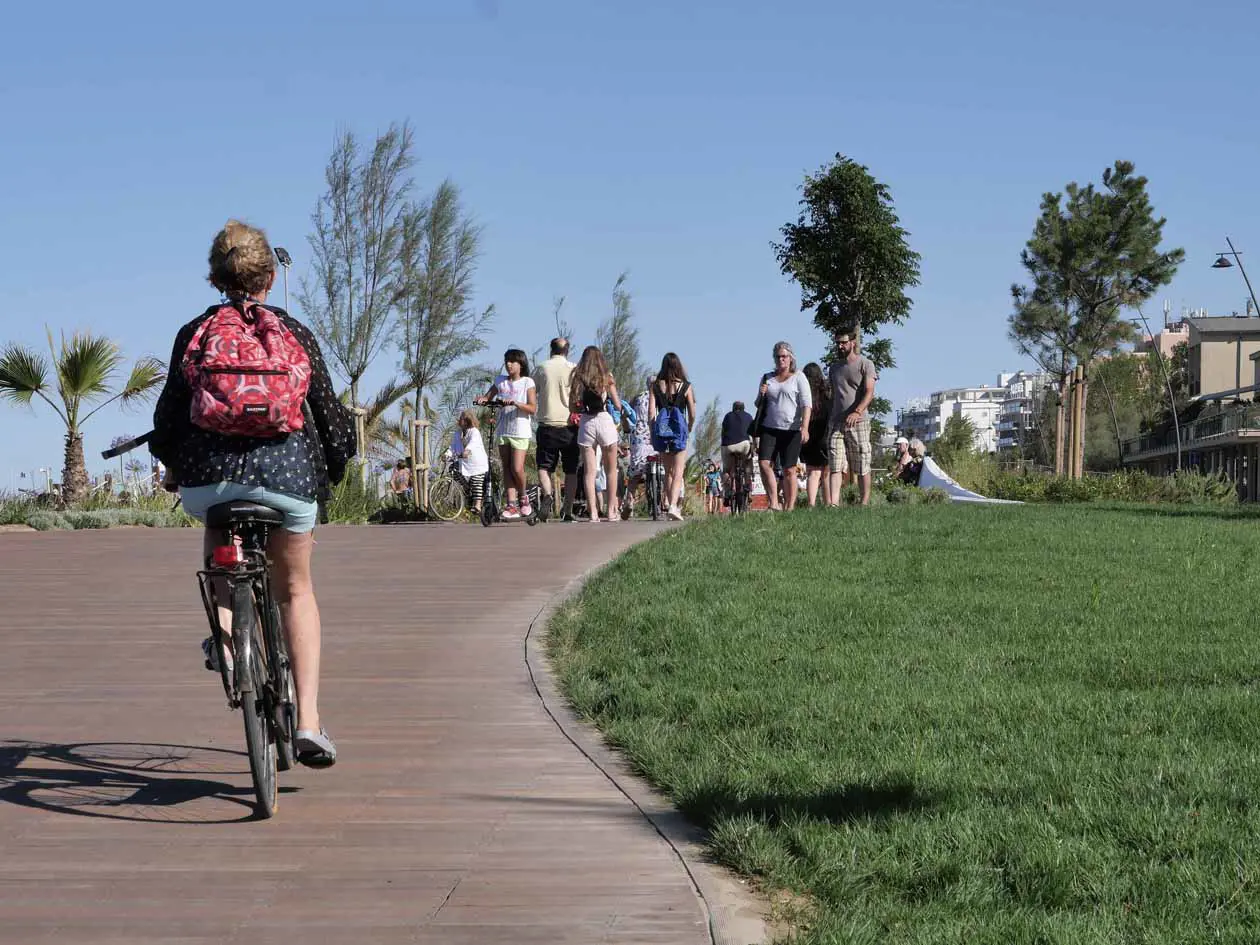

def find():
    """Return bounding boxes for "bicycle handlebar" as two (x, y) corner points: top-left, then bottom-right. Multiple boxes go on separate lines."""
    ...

(102, 431), (152, 459)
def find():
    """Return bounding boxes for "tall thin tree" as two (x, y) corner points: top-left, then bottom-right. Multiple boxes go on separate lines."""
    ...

(299, 123), (414, 407)
(596, 273), (650, 394)
(396, 179), (494, 435)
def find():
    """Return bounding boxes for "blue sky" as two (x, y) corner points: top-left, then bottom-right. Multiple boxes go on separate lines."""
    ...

(2, 0), (1257, 485)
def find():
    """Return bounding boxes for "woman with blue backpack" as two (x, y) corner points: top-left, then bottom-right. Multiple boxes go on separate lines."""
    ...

(648, 352), (696, 521)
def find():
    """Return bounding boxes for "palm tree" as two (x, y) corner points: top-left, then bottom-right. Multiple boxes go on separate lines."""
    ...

(0, 331), (165, 504)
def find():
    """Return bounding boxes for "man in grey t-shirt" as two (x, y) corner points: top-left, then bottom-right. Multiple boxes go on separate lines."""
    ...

(827, 328), (876, 505)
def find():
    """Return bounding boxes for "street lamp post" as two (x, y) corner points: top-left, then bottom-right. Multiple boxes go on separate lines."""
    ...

(1133, 312), (1182, 471)
(1212, 237), (1260, 318)
(273, 247), (292, 310)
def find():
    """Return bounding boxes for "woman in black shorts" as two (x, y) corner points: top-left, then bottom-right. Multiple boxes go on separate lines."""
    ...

(753, 341), (812, 511)
(799, 362), (832, 506)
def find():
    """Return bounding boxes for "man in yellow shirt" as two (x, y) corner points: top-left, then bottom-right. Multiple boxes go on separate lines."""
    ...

(533, 338), (579, 520)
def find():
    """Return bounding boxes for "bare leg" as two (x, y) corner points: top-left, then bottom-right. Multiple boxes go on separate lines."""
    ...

(538, 467), (554, 500)
(783, 469), (800, 510)
(668, 453), (687, 511)
(760, 459), (780, 510)
(859, 472), (872, 506)
(604, 446), (620, 520)
(828, 470), (843, 506)
(510, 447), (528, 508)
(807, 468), (823, 507)
(499, 444), (516, 507)
(562, 468), (579, 517)
(268, 530), (322, 734)
(582, 445), (600, 522)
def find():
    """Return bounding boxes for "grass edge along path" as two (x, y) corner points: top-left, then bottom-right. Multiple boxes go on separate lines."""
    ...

(546, 504), (1260, 945)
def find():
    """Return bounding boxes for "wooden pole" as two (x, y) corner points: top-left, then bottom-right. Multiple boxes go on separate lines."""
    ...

(1068, 366), (1081, 480)
(408, 418), (420, 514)
(1075, 365), (1088, 479)
(418, 420), (431, 514)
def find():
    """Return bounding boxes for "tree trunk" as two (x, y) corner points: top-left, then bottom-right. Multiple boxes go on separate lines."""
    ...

(1055, 377), (1068, 476)
(62, 429), (89, 505)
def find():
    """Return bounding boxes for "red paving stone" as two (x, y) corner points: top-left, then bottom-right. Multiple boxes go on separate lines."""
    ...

(0, 523), (712, 944)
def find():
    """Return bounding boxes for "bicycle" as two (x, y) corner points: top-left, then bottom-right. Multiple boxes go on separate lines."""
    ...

(103, 432), (296, 818)
(643, 453), (666, 521)
(727, 450), (754, 515)
(427, 456), (468, 522)
(196, 502), (298, 817)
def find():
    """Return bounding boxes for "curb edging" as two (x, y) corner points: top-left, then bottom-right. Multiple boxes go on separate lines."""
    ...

(524, 559), (769, 945)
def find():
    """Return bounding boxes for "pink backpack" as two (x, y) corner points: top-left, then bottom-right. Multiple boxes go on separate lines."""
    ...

(182, 302), (312, 437)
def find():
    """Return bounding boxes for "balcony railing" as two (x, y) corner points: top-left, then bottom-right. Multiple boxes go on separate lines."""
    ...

(1121, 403), (1260, 457)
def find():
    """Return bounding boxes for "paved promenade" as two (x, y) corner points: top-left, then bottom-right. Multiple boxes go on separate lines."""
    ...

(0, 523), (747, 944)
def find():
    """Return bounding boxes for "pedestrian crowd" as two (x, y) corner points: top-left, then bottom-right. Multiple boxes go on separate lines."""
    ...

(471, 339), (697, 523)
(453, 324), (878, 523)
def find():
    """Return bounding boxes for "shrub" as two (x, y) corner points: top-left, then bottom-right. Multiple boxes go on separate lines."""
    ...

(921, 487), (949, 505)
(63, 511), (116, 529)
(26, 511), (72, 531)
(327, 462), (382, 524)
(0, 495), (38, 525)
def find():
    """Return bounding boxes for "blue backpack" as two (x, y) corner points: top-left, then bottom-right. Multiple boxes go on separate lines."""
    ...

(652, 381), (690, 448)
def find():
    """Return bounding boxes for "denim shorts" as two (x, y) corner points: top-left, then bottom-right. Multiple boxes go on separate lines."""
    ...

(180, 482), (319, 533)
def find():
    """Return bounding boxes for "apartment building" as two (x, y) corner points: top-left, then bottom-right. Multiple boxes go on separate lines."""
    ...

(898, 372), (1050, 454)
(1123, 313), (1260, 499)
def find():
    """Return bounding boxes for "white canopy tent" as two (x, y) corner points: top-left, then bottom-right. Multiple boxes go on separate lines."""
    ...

(917, 458), (1023, 505)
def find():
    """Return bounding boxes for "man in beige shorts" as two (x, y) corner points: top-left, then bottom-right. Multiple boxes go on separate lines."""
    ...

(827, 328), (876, 505)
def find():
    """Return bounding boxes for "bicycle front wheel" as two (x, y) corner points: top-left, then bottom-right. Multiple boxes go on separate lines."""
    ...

(233, 584), (278, 818)
(428, 476), (466, 522)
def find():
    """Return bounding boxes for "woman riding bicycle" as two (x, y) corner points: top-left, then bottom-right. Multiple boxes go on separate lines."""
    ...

(149, 220), (356, 768)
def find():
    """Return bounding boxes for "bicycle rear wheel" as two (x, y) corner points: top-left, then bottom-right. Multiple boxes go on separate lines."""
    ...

(266, 599), (297, 773)
(232, 583), (278, 818)
(428, 476), (466, 522)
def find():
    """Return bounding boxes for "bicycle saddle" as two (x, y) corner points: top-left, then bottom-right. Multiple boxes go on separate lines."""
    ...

(205, 501), (286, 528)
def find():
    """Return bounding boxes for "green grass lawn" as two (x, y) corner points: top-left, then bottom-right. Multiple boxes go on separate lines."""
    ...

(547, 503), (1260, 945)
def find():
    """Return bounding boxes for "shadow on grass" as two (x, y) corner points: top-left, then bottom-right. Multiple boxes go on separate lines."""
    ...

(679, 777), (945, 829)
(1087, 502), (1260, 521)
(0, 740), (298, 824)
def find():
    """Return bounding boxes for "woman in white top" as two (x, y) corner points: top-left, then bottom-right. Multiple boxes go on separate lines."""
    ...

(476, 348), (537, 520)
(753, 341), (812, 511)
(451, 409), (490, 515)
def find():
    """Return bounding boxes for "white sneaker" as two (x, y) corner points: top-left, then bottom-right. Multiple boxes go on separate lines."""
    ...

(667, 506), (684, 521)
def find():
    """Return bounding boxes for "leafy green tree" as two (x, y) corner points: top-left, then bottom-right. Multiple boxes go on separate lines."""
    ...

(1008, 160), (1184, 474)
(930, 415), (977, 471)
(0, 332), (164, 503)
(596, 273), (651, 395)
(299, 124), (414, 407)
(773, 153), (921, 421)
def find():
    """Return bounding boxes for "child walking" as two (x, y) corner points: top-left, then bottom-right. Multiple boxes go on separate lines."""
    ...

(451, 409), (489, 515)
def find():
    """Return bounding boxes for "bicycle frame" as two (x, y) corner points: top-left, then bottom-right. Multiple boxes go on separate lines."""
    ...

(195, 523), (283, 706)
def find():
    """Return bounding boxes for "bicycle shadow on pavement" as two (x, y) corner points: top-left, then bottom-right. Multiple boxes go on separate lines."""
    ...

(0, 740), (298, 824)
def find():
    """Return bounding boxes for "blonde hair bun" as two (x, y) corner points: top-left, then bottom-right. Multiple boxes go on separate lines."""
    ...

(208, 219), (275, 297)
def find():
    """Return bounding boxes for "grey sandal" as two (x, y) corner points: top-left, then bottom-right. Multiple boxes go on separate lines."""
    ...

(295, 727), (337, 768)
